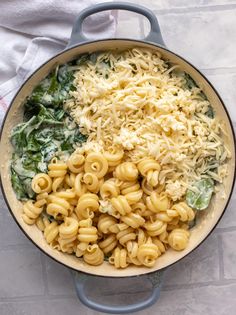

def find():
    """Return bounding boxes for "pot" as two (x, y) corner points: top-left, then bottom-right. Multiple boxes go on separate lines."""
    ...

(0, 2), (235, 314)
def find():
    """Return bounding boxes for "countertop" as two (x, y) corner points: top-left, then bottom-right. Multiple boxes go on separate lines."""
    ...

(1, 1), (236, 314)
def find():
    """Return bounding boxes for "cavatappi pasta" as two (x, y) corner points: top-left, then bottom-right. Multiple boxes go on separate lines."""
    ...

(22, 151), (195, 269)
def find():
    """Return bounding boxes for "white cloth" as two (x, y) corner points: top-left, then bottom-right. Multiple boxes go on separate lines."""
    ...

(0, 0), (116, 124)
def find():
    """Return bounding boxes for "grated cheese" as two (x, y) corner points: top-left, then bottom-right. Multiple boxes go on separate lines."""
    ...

(65, 48), (230, 200)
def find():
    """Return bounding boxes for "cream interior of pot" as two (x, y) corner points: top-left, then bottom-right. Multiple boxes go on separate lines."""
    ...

(0, 40), (235, 277)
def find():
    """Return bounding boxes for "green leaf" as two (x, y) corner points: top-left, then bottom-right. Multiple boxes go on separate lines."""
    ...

(186, 178), (214, 210)
(11, 168), (28, 200)
(205, 105), (215, 118)
(22, 177), (35, 199)
(184, 73), (198, 90)
(10, 61), (87, 201)
(75, 54), (90, 66)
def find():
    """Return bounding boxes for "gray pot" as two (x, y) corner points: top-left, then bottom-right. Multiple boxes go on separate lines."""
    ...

(0, 2), (235, 314)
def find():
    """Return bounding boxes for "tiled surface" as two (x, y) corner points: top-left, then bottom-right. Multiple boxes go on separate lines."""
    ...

(1, 1), (236, 314)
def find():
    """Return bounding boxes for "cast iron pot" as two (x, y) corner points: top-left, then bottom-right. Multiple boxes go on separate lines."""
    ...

(0, 2), (235, 314)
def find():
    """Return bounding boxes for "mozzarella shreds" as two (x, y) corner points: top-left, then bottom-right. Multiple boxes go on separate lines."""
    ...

(64, 48), (230, 200)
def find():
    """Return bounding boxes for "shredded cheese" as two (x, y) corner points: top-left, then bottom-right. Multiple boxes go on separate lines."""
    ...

(64, 48), (230, 201)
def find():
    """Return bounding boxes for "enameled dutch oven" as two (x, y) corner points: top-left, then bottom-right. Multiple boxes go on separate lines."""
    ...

(0, 2), (235, 314)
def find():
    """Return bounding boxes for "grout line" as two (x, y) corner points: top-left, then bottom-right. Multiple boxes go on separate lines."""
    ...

(0, 244), (36, 251)
(0, 294), (76, 303)
(40, 253), (50, 296)
(162, 279), (236, 291)
(217, 234), (225, 281)
(199, 67), (236, 75)
(215, 226), (236, 234)
(1, 280), (236, 302)
(152, 4), (236, 16)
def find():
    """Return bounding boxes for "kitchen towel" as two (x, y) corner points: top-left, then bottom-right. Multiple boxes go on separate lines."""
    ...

(0, 0), (116, 124)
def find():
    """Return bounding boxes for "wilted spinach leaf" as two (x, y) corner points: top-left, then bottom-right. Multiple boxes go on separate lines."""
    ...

(10, 61), (87, 200)
(186, 178), (214, 210)
(205, 105), (215, 118)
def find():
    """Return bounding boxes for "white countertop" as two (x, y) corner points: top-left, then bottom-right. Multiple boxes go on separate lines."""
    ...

(1, 1), (236, 314)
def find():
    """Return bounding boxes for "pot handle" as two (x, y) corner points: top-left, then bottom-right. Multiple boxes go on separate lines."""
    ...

(68, 2), (165, 47)
(71, 270), (164, 314)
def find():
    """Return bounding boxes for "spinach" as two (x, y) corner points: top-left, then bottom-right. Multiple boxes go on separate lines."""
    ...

(75, 53), (90, 66)
(11, 168), (28, 200)
(184, 73), (197, 90)
(27, 65), (75, 108)
(10, 60), (87, 200)
(205, 105), (215, 119)
(186, 178), (214, 210)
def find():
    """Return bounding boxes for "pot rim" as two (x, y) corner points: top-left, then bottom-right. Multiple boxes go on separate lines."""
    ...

(1, 38), (235, 278)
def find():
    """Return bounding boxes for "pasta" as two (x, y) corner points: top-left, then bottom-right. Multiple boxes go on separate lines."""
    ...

(146, 191), (170, 213)
(48, 158), (67, 178)
(137, 158), (161, 187)
(17, 48), (231, 270)
(137, 238), (159, 267)
(22, 147), (196, 269)
(83, 244), (104, 266)
(67, 153), (85, 173)
(22, 194), (48, 225)
(104, 149), (124, 166)
(109, 247), (128, 269)
(31, 174), (52, 194)
(167, 202), (195, 222)
(100, 178), (120, 199)
(97, 214), (117, 234)
(83, 172), (102, 193)
(168, 228), (190, 251)
(114, 162), (139, 182)
(84, 152), (108, 178)
(120, 181), (143, 205)
(110, 195), (132, 217)
(99, 234), (118, 254)
(76, 193), (99, 219)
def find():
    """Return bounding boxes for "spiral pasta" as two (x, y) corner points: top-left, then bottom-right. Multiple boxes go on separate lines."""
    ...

(64, 173), (76, 188)
(76, 193), (99, 219)
(22, 195), (47, 225)
(52, 177), (64, 192)
(31, 173), (52, 194)
(137, 237), (159, 267)
(67, 153), (85, 173)
(44, 221), (59, 244)
(116, 227), (136, 246)
(110, 195), (132, 217)
(114, 162), (138, 181)
(121, 212), (145, 229)
(84, 152), (108, 178)
(76, 218), (98, 257)
(74, 173), (87, 197)
(26, 148), (197, 270)
(97, 214), (117, 234)
(168, 228), (190, 251)
(167, 202), (195, 222)
(146, 192), (170, 213)
(83, 244), (104, 266)
(83, 173), (103, 193)
(120, 181), (143, 205)
(48, 158), (67, 178)
(104, 149), (124, 167)
(109, 247), (128, 269)
(100, 178), (120, 199)
(138, 158), (161, 187)
(47, 195), (70, 218)
(99, 234), (118, 254)
(144, 219), (167, 236)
